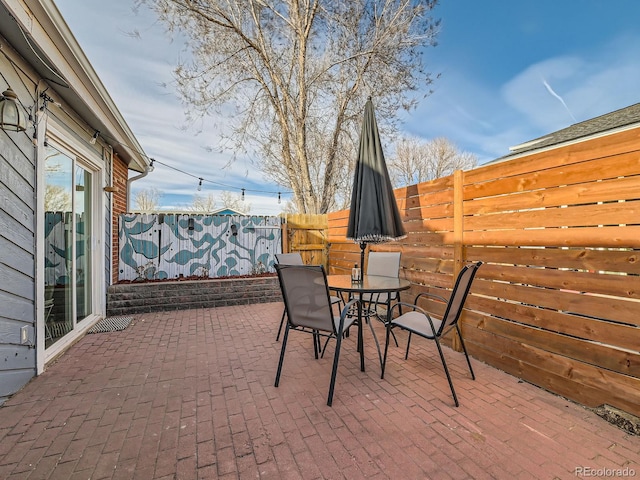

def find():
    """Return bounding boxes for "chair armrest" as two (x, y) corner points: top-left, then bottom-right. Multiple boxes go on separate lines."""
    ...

(414, 292), (448, 305)
(388, 301), (439, 336)
(389, 300), (422, 317)
(337, 298), (361, 333)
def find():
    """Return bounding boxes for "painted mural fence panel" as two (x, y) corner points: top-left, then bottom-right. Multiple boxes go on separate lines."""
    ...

(118, 214), (282, 281)
(45, 211), (85, 287)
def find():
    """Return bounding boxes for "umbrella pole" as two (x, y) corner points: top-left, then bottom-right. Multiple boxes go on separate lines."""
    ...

(360, 242), (366, 274)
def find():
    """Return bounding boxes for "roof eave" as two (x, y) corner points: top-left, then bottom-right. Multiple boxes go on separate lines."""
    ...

(3, 0), (148, 172)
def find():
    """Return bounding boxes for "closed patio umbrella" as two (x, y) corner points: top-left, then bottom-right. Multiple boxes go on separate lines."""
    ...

(346, 97), (406, 269)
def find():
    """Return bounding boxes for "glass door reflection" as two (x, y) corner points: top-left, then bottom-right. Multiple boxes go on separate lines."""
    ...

(75, 165), (92, 322)
(43, 146), (94, 347)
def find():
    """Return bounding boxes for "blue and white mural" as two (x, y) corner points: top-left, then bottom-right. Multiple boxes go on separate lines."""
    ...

(118, 214), (283, 281)
(44, 211), (85, 287)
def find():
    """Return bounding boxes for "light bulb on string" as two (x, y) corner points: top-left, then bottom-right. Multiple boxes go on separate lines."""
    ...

(278, 192), (281, 204)
(197, 178), (203, 191)
(241, 188), (245, 201)
(148, 159), (155, 172)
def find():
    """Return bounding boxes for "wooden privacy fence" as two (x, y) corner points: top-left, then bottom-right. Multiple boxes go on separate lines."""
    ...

(281, 213), (329, 267)
(328, 127), (640, 417)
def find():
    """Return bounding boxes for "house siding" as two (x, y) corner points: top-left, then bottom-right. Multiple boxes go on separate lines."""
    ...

(0, 43), (38, 403)
(0, 0), (146, 400)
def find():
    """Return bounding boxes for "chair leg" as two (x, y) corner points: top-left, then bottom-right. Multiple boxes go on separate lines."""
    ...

(404, 332), (412, 360)
(381, 324), (393, 379)
(456, 325), (476, 380)
(327, 332), (343, 406)
(276, 308), (286, 341)
(433, 336), (459, 407)
(379, 299), (399, 347)
(274, 324), (290, 387)
(313, 331), (318, 359)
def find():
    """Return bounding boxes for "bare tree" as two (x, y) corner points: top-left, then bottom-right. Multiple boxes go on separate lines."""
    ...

(188, 192), (218, 212)
(44, 185), (72, 212)
(219, 191), (251, 213)
(134, 187), (162, 211)
(388, 137), (478, 187)
(188, 191), (251, 213)
(136, 0), (440, 213)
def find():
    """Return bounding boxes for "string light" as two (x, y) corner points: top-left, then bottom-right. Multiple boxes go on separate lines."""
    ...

(0, 32), (290, 205)
(32, 88), (293, 201)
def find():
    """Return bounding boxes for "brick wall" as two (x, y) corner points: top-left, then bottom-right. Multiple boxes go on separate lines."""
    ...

(111, 155), (129, 284)
(107, 276), (281, 316)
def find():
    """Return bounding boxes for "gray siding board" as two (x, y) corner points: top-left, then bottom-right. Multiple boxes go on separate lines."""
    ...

(0, 183), (34, 232)
(1, 266), (34, 301)
(0, 210), (34, 251)
(0, 291), (33, 323)
(0, 369), (35, 399)
(0, 135), (35, 202)
(0, 345), (34, 370)
(0, 236), (33, 277)
(0, 320), (31, 346)
(0, 130), (35, 170)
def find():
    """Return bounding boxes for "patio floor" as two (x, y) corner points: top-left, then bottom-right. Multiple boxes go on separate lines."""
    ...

(0, 302), (638, 479)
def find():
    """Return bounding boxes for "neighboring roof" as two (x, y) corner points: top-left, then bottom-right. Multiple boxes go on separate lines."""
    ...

(0, 0), (148, 172)
(211, 208), (247, 216)
(493, 102), (640, 163)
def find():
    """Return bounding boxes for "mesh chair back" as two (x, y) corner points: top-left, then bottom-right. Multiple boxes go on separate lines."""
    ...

(366, 252), (401, 278)
(275, 264), (335, 333)
(438, 261), (482, 334)
(275, 253), (304, 265)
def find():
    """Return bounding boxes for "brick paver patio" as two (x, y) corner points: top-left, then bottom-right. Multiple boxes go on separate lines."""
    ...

(0, 302), (638, 479)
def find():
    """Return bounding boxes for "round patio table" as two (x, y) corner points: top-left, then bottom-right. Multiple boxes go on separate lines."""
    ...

(326, 275), (411, 373)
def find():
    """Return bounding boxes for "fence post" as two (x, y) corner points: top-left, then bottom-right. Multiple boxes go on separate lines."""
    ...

(452, 169), (465, 350)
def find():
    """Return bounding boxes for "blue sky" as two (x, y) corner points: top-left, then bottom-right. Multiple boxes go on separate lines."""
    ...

(55, 0), (640, 214)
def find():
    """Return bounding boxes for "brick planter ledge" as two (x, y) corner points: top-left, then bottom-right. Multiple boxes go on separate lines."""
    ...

(107, 275), (281, 317)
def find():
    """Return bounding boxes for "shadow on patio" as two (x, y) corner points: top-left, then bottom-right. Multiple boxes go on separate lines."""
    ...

(1, 302), (638, 479)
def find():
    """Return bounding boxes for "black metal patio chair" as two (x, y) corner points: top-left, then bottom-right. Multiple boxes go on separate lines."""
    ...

(381, 261), (483, 407)
(274, 252), (343, 341)
(274, 264), (359, 406)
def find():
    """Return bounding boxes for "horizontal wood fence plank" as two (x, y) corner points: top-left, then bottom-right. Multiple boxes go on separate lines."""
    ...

(464, 129), (640, 185)
(466, 246), (640, 275)
(472, 277), (640, 327)
(480, 262), (640, 300)
(464, 326), (640, 416)
(465, 200), (640, 230)
(465, 322), (640, 415)
(465, 174), (640, 215)
(465, 311), (640, 377)
(466, 294), (640, 352)
(463, 225), (640, 248)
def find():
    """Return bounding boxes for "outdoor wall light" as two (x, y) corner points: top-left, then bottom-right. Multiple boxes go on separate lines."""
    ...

(0, 87), (27, 132)
(231, 224), (238, 236)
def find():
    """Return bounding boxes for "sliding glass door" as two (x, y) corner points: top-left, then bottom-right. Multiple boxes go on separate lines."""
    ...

(44, 144), (95, 347)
